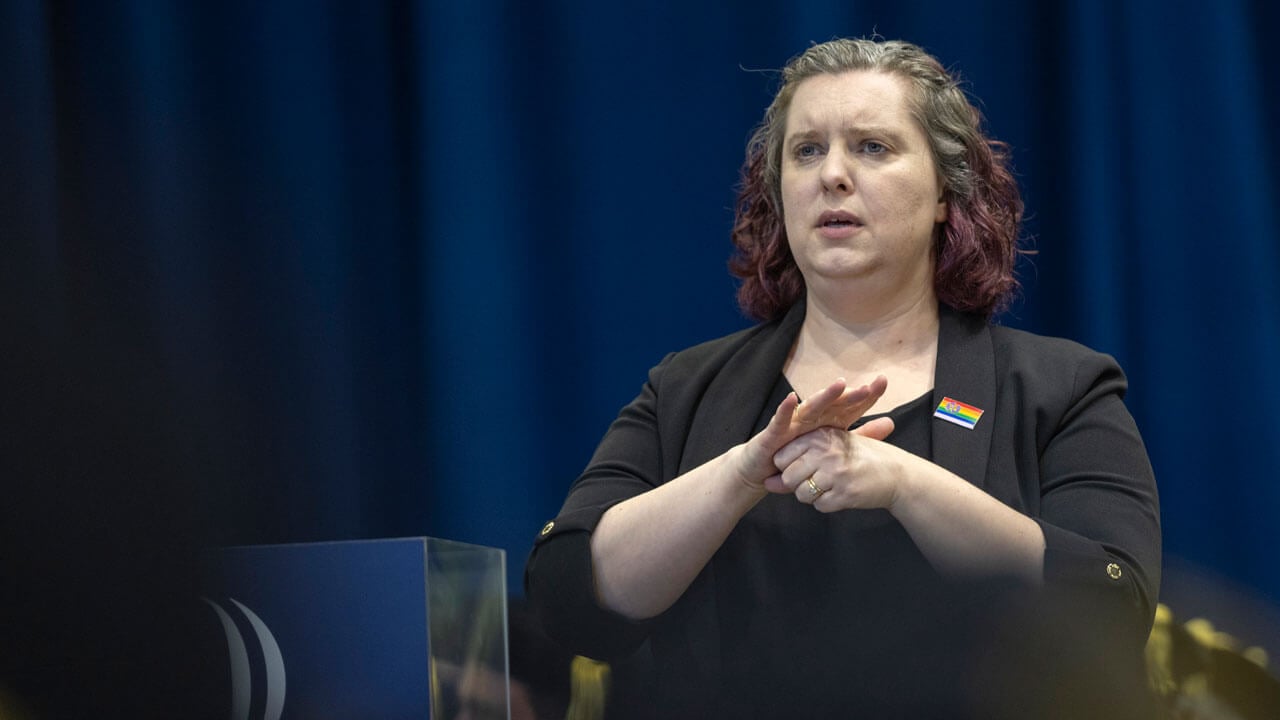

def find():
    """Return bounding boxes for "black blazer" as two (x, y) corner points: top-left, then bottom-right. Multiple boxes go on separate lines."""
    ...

(526, 301), (1160, 713)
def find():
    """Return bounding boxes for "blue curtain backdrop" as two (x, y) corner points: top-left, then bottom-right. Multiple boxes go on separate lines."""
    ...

(5, 0), (1280, 672)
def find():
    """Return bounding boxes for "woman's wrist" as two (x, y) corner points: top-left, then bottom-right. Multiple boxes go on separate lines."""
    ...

(723, 444), (772, 497)
(883, 450), (918, 517)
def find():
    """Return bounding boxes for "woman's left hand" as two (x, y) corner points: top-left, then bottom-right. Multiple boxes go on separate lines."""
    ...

(763, 419), (905, 512)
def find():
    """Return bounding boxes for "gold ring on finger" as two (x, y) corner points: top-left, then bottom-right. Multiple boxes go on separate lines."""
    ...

(806, 476), (822, 498)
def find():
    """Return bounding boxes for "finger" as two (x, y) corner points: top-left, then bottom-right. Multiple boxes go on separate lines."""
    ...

(795, 474), (827, 505)
(736, 392), (800, 483)
(762, 473), (789, 494)
(791, 378), (848, 426)
(773, 391), (800, 428)
(826, 385), (873, 415)
(776, 457), (814, 492)
(823, 391), (874, 428)
(839, 375), (889, 420)
(772, 430), (820, 470)
(853, 417), (895, 441)
(761, 391), (800, 441)
(867, 374), (888, 398)
(811, 489), (835, 513)
(806, 377), (848, 406)
(808, 375), (889, 430)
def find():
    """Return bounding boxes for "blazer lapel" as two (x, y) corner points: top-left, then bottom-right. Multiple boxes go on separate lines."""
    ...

(931, 306), (997, 492)
(679, 301), (806, 472)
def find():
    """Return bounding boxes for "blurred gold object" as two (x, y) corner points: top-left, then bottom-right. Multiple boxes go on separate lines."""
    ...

(1145, 603), (1280, 719)
(0, 686), (32, 720)
(1146, 603), (1178, 697)
(1242, 647), (1269, 668)
(566, 656), (611, 720)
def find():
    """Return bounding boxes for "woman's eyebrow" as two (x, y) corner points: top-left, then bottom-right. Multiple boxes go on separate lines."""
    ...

(786, 125), (907, 144)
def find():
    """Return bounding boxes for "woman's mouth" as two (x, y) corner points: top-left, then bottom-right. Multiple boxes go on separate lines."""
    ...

(817, 210), (863, 230)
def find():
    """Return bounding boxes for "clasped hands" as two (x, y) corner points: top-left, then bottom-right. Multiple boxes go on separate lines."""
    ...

(735, 376), (903, 512)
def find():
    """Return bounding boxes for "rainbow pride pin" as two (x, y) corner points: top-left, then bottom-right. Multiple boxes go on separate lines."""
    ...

(933, 397), (984, 430)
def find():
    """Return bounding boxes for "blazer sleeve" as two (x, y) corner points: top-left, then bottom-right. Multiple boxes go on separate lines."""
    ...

(1032, 349), (1161, 642)
(523, 355), (673, 660)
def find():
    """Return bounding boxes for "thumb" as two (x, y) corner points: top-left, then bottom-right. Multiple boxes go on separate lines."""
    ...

(762, 473), (790, 494)
(853, 416), (895, 441)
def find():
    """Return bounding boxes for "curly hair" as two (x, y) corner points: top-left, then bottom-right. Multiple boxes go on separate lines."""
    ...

(729, 38), (1024, 321)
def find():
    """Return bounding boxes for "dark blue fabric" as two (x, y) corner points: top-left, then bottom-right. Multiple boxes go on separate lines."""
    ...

(4, 0), (1278, 650)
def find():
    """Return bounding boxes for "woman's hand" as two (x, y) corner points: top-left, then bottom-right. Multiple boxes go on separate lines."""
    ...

(591, 375), (890, 620)
(764, 390), (1045, 584)
(764, 421), (902, 511)
(729, 376), (888, 492)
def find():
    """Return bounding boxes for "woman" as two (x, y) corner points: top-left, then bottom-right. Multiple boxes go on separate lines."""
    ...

(526, 38), (1160, 718)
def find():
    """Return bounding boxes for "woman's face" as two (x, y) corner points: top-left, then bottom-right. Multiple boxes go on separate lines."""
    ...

(780, 71), (947, 306)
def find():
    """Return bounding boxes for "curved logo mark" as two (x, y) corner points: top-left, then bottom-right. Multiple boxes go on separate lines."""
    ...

(203, 597), (287, 720)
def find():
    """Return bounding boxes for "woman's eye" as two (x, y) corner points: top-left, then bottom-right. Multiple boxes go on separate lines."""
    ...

(794, 143), (820, 159)
(862, 141), (887, 154)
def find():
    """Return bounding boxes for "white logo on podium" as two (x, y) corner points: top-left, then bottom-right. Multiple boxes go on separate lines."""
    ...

(204, 597), (286, 720)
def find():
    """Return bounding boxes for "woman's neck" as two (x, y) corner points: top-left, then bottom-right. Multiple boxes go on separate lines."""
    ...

(785, 288), (940, 414)
(800, 286), (939, 360)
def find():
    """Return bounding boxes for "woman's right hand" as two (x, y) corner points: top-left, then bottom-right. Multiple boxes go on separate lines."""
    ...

(589, 375), (892, 620)
(730, 376), (889, 491)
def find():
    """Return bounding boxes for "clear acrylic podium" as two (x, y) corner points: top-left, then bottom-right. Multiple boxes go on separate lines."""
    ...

(204, 537), (508, 719)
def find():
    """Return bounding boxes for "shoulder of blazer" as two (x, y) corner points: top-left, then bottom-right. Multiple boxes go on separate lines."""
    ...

(987, 323), (1127, 395)
(988, 323), (1109, 361)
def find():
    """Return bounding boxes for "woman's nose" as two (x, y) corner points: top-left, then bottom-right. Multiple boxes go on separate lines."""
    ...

(820, 148), (853, 194)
